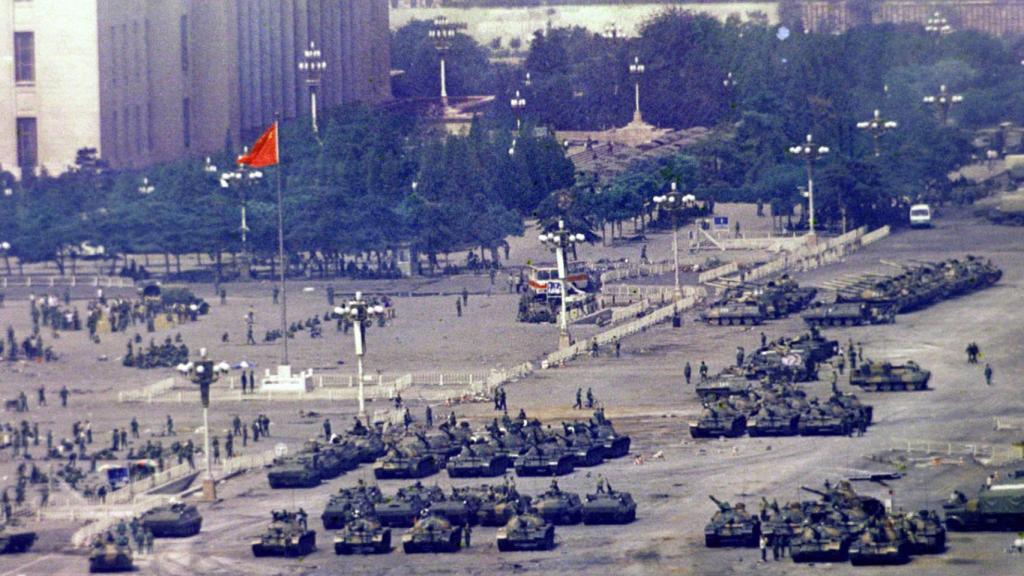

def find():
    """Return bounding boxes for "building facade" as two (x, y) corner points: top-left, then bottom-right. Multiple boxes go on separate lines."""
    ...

(0, 0), (391, 178)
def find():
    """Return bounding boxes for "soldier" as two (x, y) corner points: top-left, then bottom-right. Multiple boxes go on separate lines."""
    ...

(211, 436), (220, 462)
(144, 530), (154, 555)
(272, 287), (279, 305)
(736, 347), (745, 367)
(684, 362), (692, 385)
(830, 370), (839, 394)
(836, 351), (846, 375)
(596, 474), (606, 494)
(242, 425), (248, 447)
(499, 388), (507, 412)
(130, 418), (139, 439)
(455, 298), (462, 318)
(591, 339), (599, 358)
(759, 533), (769, 562)
(112, 428), (120, 451)
(252, 421), (260, 443)
(220, 288), (227, 306)
(985, 363), (993, 386)
(463, 522), (472, 548)
(59, 385), (69, 407)
(120, 428), (127, 449)
(699, 361), (709, 381)
(232, 415), (242, 435)
(425, 406), (433, 428)
(585, 388), (595, 409)
(225, 432), (234, 458)
(323, 418), (332, 440)
(166, 415), (174, 436)
(37, 386), (45, 407)
(848, 343), (857, 367)
(573, 388), (582, 410)
(614, 338), (621, 357)
(760, 331), (767, 348)
(493, 388), (501, 411)
(240, 371), (248, 394)
(461, 287), (469, 306)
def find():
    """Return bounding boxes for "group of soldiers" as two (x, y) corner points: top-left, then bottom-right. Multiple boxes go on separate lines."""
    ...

(122, 334), (189, 369)
(93, 518), (155, 557)
(231, 414), (272, 445)
(491, 387), (508, 411)
(1, 326), (57, 363)
(573, 387), (597, 410)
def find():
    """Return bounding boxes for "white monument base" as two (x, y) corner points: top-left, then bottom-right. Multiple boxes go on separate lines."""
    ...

(259, 365), (314, 392)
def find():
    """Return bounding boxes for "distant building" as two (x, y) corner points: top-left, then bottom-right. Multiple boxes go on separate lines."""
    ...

(0, 0), (391, 179)
(789, 0), (1024, 37)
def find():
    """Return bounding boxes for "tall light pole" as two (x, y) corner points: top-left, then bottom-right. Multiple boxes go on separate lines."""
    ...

(216, 154), (263, 279)
(334, 292), (387, 422)
(0, 241), (11, 276)
(297, 41), (327, 135)
(137, 177), (155, 195)
(539, 220), (586, 350)
(429, 16), (463, 105)
(923, 85), (963, 126)
(629, 56), (645, 123)
(510, 89), (526, 132)
(924, 11), (953, 36)
(176, 349), (230, 501)
(857, 109), (899, 158)
(653, 181), (692, 301)
(788, 134), (830, 238)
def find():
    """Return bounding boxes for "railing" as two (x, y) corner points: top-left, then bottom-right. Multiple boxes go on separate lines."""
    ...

(598, 260), (675, 284)
(0, 275), (135, 289)
(861, 225), (891, 246)
(118, 377), (178, 403)
(886, 438), (1024, 465)
(221, 449), (278, 475)
(601, 284), (704, 306)
(698, 262), (739, 283)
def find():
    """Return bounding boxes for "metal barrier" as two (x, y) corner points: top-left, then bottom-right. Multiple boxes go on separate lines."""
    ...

(0, 276), (135, 289)
(221, 449), (278, 475)
(698, 262), (739, 283)
(886, 438), (1024, 465)
(599, 260), (675, 284)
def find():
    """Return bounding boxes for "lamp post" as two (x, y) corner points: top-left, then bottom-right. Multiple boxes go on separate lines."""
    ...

(334, 292), (386, 421)
(857, 109), (899, 158)
(629, 56), (645, 123)
(176, 349), (230, 501)
(297, 41), (327, 135)
(137, 177), (155, 195)
(539, 220), (586, 349)
(924, 11), (953, 36)
(722, 72), (736, 89)
(0, 241), (11, 276)
(788, 134), (830, 238)
(653, 181), (692, 301)
(429, 16), (462, 105)
(216, 154), (263, 279)
(922, 85), (963, 126)
(510, 89), (526, 132)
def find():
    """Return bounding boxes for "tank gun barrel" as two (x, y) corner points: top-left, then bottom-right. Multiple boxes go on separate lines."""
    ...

(708, 495), (729, 510)
(801, 486), (827, 497)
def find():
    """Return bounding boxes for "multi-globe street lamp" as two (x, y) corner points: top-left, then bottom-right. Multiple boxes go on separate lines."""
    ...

(923, 85), (963, 126)
(429, 16), (463, 104)
(788, 134), (830, 238)
(924, 11), (953, 36)
(137, 177), (155, 195)
(539, 220), (586, 350)
(334, 292), (387, 421)
(211, 155), (263, 278)
(857, 109), (899, 157)
(510, 89), (527, 132)
(297, 41), (327, 135)
(653, 181), (694, 301)
(629, 56), (645, 123)
(176, 349), (230, 501)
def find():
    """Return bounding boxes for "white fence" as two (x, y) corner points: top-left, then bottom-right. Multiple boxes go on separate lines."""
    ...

(598, 260), (676, 284)
(221, 449), (278, 475)
(739, 226), (871, 283)
(861, 225), (891, 246)
(886, 438), (1023, 466)
(118, 377), (178, 403)
(698, 262), (739, 283)
(0, 275), (135, 289)
(602, 284), (704, 306)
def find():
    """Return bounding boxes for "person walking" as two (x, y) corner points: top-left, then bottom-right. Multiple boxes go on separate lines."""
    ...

(425, 406), (433, 428)
(59, 385), (69, 407)
(684, 362), (692, 385)
(573, 388), (582, 410)
(37, 386), (45, 407)
(130, 418), (139, 439)
(323, 418), (332, 440)
(699, 361), (708, 381)
(759, 533), (768, 562)
(585, 388), (595, 409)
(985, 363), (993, 385)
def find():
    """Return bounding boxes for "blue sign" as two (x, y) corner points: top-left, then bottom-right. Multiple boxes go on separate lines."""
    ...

(713, 216), (729, 230)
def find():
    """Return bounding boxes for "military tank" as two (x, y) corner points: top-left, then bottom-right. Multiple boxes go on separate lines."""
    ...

(445, 442), (512, 478)
(267, 453), (321, 489)
(515, 444), (575, 476)
(139, 502), (202, 537)
(582, 484), (636, 525)
(477, 484), (532, 526)
(900, 510), (946, 553)
(402, 512), (463, 553)
(88, 534), (133, 573)
(798, 400), (856, 436)
(341, 429), (386, 463)
(689, 404), (747, 438)
(850, 360), (931, 392)
(555, 428), (606, 467)
(695, 370), (753, 401)
(802, 302), (895, 327)
(315, 440), (363, 478)
(333, 513), (392, 555)
(848, 519), (911, 566)
(376, 482), (445, 528)
(0, 524), (35, 554)
(790, 521), (851, 563)
(746, 402), (800, 437)
(321, 483), (383, 530)
(701, 301), (766, 326)
(583, 409), (631, 458)
(430, 486), (483, 526)
(373, 446), (440, 480)
(533, 481), (583, 525)
(704, 497), (760, 547)
(251, 510), (316, 557)
(496, 511), (556, 551)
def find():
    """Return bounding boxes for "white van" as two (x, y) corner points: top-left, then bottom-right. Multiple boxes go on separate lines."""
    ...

(909, 204), (932, 228)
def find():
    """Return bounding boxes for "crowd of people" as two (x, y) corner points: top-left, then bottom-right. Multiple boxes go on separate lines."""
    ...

(122, 334), (189, 369)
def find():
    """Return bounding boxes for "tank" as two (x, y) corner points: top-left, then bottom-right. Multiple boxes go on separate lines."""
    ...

(514, 444), (575, 476)
(944, 479), (1024, 531)
(701, 302), (766, 326)
(267, 454), (321, 489)
(689, 404), (747, 438)
(251, 510), (316, 557)
(401, 513), (463, 553)
(0, 525), (35, 554)
(850, 361), (931, 392)
(898, 510), (946, 554)
(477, 484), (532, 527)
(802, 302), (895, 327)
(696, 371), (753, 401)
(376, 482), (445, 528)
(790, 522), (851, 563)
(373, 446), (440, 480)
(333, 513), (392, 555)
(430, 486), (484, 526)
(555, 428), (606, 467)
(321, 484), (383, 530)
(848, 520), (911, 566)
(341, 430), (386, 463)
(797, 401), (855, 436)
(582, 486), (636, 525)
(315, 441), (363, 478)
(446, 443), (512, 478)
(704, 497), (760, 547)
(582, 409), (631, 458)
(139, 503), (202, 537)
(496, 511), (556, 551)
(88, 535), (133, 573)
(746, 402), (800, 437)
(533, 481), (583, 525)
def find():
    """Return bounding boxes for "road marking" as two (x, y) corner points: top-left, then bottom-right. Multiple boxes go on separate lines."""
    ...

(0, 554), (54, 576)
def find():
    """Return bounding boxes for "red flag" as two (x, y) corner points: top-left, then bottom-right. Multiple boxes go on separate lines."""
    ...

(237, 122), (279, 167)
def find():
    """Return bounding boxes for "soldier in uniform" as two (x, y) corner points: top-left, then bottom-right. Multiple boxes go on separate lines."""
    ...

(573, 388), (582, 410)
(684, 362), (692, 385)
(699, 361), (709, 381)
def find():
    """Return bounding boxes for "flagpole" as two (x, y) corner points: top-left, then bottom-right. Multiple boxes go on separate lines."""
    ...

(275, 118), (288, 366)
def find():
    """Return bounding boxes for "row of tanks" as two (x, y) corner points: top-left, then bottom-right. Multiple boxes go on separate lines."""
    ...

(267, 428), (386, 488)
(705, 480), (946, 566)
(691, 387), (872, 438)
(805, 256), (1001, 326)
(701, 275), (817, 326)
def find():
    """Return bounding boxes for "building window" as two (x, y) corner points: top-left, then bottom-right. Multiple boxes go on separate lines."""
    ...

(182, 97), (191, 148)
(179, 15), (188, 71)
(16, 117), (37, 169)
(14, 32), (34, 83)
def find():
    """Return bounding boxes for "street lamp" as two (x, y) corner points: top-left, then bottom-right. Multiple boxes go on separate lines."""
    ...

(629, 56), (645, 123)
(137, 177), (155, 195)
(429, 16), (463, 104)
(857, 109), (899, 157)
(722, 72), (736, 89)
(924, 11), (953, 36)
(334, 292), (387, 421)
(297, 41), (327, 135)
(653, 181), (692, 301)
(510, 89), (526, 132)
(0, 241), (11, 276)
(539, 220), (586, 349)
(922, 85), (963, 126)
(218, 153), (263, 278)
(788, 134), (830, 238)
(176, 349), (230, 501)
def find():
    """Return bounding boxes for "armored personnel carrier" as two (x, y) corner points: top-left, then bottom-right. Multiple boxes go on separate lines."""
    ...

(333, 513), (391, 555)
(515, 444), (575, 476)
(402, 512), (463, 553)
(802, 302), (895, 327)
(267, 454), (321, 489)
(373, 446), (440, 480)
(791, 522), (851, 563)
(582, 485), (636, 525)
(139, 502), (202, 537)
(496, 511), (556, 551)
(944, 478), (1024, 530)
(689, 403), (747, 438)
(477, 484), (532, 526)
(321, 483), (383, 530)
(0, 524), (35, 554)
(430, 486), (484, 526)
(533, 481), (583, 525)
(251, 510), (316, 557)
(848, 519), (910, 566)
(445, 442), (512, 478)
(850, 361), (930, 392)
(701, 301), (766, 326)
(376, 482), (445, 528)
(88, 534), (133, 573)
(704, 496), (760, 547)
